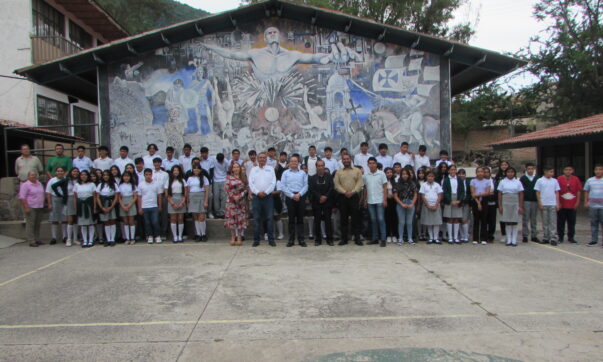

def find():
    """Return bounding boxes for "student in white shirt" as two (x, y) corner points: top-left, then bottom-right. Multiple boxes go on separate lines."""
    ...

(322, 147), (339, 173)
(212, 153), (230, 218)
(134, 157), (145, 183)
(113, 146), (134, 174)
(162, 146), (180, 172)
(497, 167), (524, 246)
(535, 166), (561, 245)
(434, 149), (453, 168)
(420, 171), (443, 244)
(393, 142), (413, 168)
(304, 145), (320, 176)
(375, 143), (393, 169)
(143, 143), (162, 170)
(152, 157), (169, 239)
(186, 165), (210, 241)
(244, 150), (258, 181)
(414, 145), (430, 172)
(45, 166), (68, 244)
(117, 171), (138, 245)
(165, 165), (187, 243)
(230, 149), (244, 166)
(137, 168), (163, 244)
(73, 170), (97, 247)
(354, 142), (373, 173)
(178, 143), (195, 174)
(72, 146), (94, 172)
(95, 170), (120, 246)
(93, 145), (113, 172)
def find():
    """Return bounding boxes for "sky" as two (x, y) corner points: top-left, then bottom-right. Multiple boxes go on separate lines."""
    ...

(180, 0), (549, 86)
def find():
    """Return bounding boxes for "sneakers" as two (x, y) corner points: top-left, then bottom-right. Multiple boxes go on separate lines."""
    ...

(408, 239), (416, 245)
(147, 236), (154, 244)
(386, 236), (392, 243)
(66, 239), (72, 247)
(472, 241), (478, 244)
(155, 236), (163, 244)
(397, 238), (404, 245)
(480, 241), (487, 245)
(277, 234), (284, 240)
(264, 233), (269, 241)
(587, 241), (597, 246)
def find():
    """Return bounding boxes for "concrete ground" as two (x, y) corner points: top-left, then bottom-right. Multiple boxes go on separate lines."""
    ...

(0, 216), (602, 361)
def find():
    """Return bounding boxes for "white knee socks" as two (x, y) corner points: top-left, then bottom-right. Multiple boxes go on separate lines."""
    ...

(462, 223), (469, 241)
(433, 225), (440, 241)
(447, 224), (453, 242)
(88, 226), (95, 244)
(129, 225), (136, 241)
(452, 223), (460, 242)
(81, 226), (89, 244)
(427, 226), (434, 241)
(104, 225), (116, 242)
(171, 223), (178, 240)
(200, 221), (206, 236)
(509, 225), (519, 245)
(61, 224), (67, 239)
(178, 223), (184, 240)
(67, 224), (74, 241)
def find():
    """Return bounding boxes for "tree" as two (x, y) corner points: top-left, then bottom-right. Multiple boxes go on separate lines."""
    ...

(452, 82), (538, 154)
(243, 0), (475, 42)
(518, 0), (603, 123)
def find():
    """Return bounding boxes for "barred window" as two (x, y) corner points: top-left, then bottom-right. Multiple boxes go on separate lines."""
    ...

(73, 106), (96, 143)
(32, 0), (65, 38)
(37, 96), (69, 135)
(69, 20), (92, 49)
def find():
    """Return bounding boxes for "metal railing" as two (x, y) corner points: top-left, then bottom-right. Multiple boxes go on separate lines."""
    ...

(31, 35), (83, 64)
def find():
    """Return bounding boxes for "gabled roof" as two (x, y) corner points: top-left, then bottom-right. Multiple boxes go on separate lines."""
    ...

(55, 0), (129, 41)
(491, 113), (603, 149)
(15, 0), (524, 103)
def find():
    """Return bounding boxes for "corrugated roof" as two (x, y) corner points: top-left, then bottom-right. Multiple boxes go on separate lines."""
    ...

(14, 0), (524, 103)
(491, 113), (603, 149)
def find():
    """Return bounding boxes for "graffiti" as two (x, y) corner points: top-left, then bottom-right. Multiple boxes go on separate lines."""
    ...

(108, 19), (441, 159)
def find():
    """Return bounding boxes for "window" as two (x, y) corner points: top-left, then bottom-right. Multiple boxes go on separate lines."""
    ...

(32, 0), (65, 38)
(69, 20), (92, 49)
(37, 96), (69, 134)
(73, 106), (96, 143)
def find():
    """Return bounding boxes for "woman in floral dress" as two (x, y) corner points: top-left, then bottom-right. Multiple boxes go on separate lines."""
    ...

(224, 162), (248, 246)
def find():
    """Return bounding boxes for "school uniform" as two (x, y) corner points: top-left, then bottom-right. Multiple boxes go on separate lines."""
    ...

(96, 183), (119, 222)
(165, 179), (186, 214)
(46, 177), (67, 223)
(186, 176), (209, 213)
(534, 176), (560, 243)
(419, 181), (443, 243)
(520, 173), (540, 240)
(498, 178), (524, 245)
(118, 183), (138, 217)
(442, 175), (466, 243)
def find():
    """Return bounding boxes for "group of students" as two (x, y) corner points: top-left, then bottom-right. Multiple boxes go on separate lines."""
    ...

(15, 141), (603, 249)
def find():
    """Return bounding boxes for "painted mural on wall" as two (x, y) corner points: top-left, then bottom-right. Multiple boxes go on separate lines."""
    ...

(108, 18), (441, 159)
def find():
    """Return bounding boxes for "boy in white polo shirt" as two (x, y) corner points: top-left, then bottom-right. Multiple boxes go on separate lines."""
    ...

(535, 166), (561, 245)
(137, 169), (163, 244)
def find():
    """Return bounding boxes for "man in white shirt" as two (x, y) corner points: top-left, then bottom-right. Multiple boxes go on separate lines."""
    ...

(152, 157), (169, 239)
(413, 144), (431, 172)
(212, 153), (230, 218)
(199, 146), (216, 218)
(323, 147), (339, 174)
(162, 146), (180, 172)
(266, 147), (278, 169)
(434, 149), (454, 168)
(375, 143), (393, 169)
(93, 145), (113, 172)
(178, 143), (195, 174)
(244, 150), (258, 181)
(143, 144), (162, 170)
(113, 146), (134, 174)
(137, 168), (163, 244)
(72, 146), (94, 172)
(249, 152), (277, 247)
(393, 142), (413, 168)
(230, 149), (244, 166)
(304, 145), (320, 176)
(354, 142), (373, 173)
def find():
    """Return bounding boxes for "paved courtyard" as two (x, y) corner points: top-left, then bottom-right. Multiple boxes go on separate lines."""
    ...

(0, 218), (602, 361)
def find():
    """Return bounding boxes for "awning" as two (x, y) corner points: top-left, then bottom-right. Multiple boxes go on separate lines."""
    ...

(15, 0), (525, 104)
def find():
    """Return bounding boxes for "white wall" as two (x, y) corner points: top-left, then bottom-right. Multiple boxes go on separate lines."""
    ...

(0, 0), (36, 125)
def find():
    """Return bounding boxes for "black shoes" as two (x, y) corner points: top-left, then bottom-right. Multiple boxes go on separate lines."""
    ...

(49, 239), (57, 245)
(299, 241), (307, 247)
(252, 241), (260, 247)
(541, 239), (549, 244)
(354, 240), (364, 246)
(338, 240), (348, 246)
(522, 237), (528, 243)
(268, 241), (277, 247)
(286, 241), (295, 247)
(201, 234), (208, 242)
(568, 239), (577, 244)
(326, 240), (334, 246)
(531, 237), (540, 243)
(367, 240), (379, 245)
(380, 240), (386, 247)
(550, 241), (558, 246)
(315, 241), (321, 246)
(587, 241), (597, 246)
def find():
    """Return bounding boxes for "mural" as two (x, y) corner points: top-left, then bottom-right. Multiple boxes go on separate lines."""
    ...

(107, 19), (442, 159)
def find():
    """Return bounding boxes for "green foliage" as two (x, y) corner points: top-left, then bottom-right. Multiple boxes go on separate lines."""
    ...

(96, 0), (210, 35)
(517, 0), (603, 123)
(243, 0), (474, 42)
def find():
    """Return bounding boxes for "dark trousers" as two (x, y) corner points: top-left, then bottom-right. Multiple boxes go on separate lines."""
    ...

(557, 208), (577, 240)
(338, 193), (360, 242)
(286, 196), (306, 242)
(143, 207), (160, 238)
(385, 199), (398, 238)
(253, 196), (274, 242)
(472, 203), (488, 242)
(135, 214), (145, 240)
(313, 203), (333, 242)
(486, 204), (498, 241)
